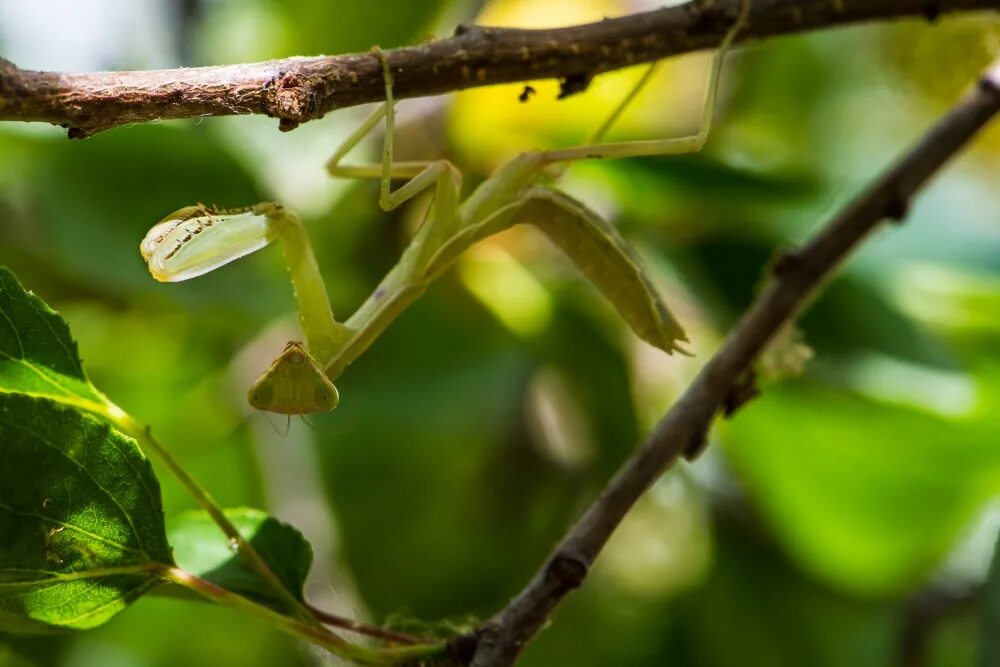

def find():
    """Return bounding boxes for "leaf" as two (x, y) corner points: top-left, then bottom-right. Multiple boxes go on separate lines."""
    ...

(168, 508), (312, 610)
(0, 267), (107, 410)
(722, 381), (1000, 596)
(0, 393), (171, 632)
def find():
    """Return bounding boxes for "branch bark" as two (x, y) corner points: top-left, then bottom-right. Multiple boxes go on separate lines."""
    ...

(453, 57), (1000, 667)
(0, 0), (997, 137)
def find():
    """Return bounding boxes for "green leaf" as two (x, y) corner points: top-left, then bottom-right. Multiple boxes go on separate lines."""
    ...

(0, 393), (171, 632)
(0, 267), (106, 410)
(722, 381), (1000, 596)
(168, 508), (312, 610)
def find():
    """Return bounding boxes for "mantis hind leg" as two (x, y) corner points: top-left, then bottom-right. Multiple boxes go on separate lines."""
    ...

(326, 49), (463, 254)
(541, 0), (750, 165)
(318, 52), (471, 376)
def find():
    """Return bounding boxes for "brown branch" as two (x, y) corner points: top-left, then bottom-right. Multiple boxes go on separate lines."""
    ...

(0, 0), (997, 137)
(451, 57), (1000, 667)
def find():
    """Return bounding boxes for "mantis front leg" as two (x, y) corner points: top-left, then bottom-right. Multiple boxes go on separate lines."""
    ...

(141, 203), (347, 413)
(142, 203), (350, 363)
(319, 48), (469, 377)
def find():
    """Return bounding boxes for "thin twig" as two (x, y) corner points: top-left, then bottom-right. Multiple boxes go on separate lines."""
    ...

(0, 0), (997, 137)
(304, 601), (432, 646)
(453, 57), (1000, 667)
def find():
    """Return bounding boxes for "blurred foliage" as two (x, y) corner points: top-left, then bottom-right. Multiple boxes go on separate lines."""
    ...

(2, 1), (1000, 666)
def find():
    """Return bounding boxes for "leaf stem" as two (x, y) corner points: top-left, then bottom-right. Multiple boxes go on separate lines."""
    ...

(94, 404), (443, 663)
(304, 601), (431, 646)
(164, 567), (446, 665)
(104, 407), (319, 628)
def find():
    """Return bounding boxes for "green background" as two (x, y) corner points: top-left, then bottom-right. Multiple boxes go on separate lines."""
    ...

(2, 1), (1000, 665)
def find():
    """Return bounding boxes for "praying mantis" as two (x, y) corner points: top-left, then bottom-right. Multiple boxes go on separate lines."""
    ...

(140, 0), (750, 415)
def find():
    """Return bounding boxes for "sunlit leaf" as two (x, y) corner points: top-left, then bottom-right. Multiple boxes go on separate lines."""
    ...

(0, 267), (106, 409)
(0, 394), (171, 632)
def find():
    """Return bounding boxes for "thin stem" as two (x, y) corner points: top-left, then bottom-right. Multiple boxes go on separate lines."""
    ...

(165, 567), (446, 665)
(103, 406), (321, 629)
(304, 601), (431, 646)
(88, 401), (441, 663)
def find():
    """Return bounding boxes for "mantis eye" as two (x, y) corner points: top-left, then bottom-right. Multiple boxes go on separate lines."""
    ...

(313, 383), (339, 411)
(140, 204), (282, 282)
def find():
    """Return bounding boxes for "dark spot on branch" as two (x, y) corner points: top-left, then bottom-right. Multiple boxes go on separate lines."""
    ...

(682, 429), (708, 460)
(557, 72), (593, 99)
(66, 126), (87, 140)
(923, 0), (941, 21)
(721, 369), (761, 418)
(265, 70), (320, 131)
(979, 72), (1000, 94)
(686, 1), (725, 36)
(885, 191), (910, 222)
(548, 553), (587, 592)
(771, 249), (820, 282)
(447, 632), (479, 664)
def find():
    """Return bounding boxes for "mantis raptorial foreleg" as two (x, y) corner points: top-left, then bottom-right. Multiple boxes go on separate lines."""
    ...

(141, 204), (347, 413)
(142, 203), (351, 362)
(139, 0), (750, 414)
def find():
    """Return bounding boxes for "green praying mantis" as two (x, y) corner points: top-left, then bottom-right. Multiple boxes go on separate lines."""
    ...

(140, 0), (750, 415)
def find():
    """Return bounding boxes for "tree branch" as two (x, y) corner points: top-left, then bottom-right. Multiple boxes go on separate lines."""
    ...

(453, 56), (1000, 667)
(0, 0), (997, 137)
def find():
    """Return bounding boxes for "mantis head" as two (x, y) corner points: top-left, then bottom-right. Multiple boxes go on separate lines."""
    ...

(248, 342), (339, 414)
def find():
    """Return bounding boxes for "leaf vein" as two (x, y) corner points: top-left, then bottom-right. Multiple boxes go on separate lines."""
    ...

(0, 417), (150, 558)
(0, 501), (145, 560)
